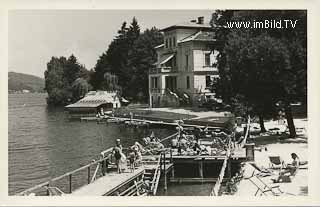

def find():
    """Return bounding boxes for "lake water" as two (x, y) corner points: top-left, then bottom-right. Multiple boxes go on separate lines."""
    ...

(9, 93), (181, 195)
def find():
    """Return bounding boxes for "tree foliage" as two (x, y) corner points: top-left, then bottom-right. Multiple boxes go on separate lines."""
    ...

(211, 10), (307, 137)
(91, 18), (163, 102)
(44, 55), (91, 106)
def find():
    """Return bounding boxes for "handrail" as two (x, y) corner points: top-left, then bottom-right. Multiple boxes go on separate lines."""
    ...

(16, 147), (114, 196)
(210, 116), (251, 196)
(153, 154), (163, 195)
(239, 116), (251, 148)
(150, 154), (162, 195)
(160, 132), (178, 143)
(210, 138), (232, 196)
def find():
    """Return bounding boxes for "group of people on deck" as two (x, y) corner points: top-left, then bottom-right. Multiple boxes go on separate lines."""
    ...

(142, 131), (165, 154)
(111, 133), (164, 174)
(111, 139), (144, 174)
(171, 122), (232, 156)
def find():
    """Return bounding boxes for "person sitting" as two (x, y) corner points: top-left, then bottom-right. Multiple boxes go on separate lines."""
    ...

(272, 153), (300, 183)
(190, 140), (201, 155)
(143, 136), (151, 145)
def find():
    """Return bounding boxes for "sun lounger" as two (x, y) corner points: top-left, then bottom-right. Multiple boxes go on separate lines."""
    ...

(269, 156), (286, 169)
(248, 162), (274, 177)
(245, 175), (283, 196)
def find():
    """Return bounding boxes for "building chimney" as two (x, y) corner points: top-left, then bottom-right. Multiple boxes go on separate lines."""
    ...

(197, 16), (204, 24)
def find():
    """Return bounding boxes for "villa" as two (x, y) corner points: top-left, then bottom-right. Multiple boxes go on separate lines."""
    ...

(149, 16), (219, 107)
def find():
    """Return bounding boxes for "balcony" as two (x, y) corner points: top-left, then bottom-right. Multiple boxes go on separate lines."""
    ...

(149, 67), (178, 74)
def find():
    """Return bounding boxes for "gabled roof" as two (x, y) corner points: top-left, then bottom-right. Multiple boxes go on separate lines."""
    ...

(161, 21), (212, 32)
(178, 31), (216, 43)
(65, 91), (119, 108)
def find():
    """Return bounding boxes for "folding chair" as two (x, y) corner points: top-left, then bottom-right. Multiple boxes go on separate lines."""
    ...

(269, 156), (286, 169)
(249, 162), (274, 177)
(245, 175), (283, 196)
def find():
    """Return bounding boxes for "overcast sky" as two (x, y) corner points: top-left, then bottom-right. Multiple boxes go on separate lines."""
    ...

(9, 10), (213, 78)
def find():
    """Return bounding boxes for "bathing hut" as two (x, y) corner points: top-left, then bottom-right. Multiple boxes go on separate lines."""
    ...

(65, 91), (127, 119)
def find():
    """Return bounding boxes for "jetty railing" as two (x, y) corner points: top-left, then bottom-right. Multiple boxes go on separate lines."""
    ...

(150, 154), (162, 195)
(209, 139), (232, 196)
(238, 115), (251, 148)
(210, 115), (251, 196)
(16, 148), (114, 196)
(160, 132), (178, 143)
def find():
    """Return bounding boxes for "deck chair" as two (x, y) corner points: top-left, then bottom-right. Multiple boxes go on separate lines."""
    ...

(249, 162), (274, 177)
(269, 156), (286, 169)
(245, 175), (283, 196)
(44, 186), (65, 196)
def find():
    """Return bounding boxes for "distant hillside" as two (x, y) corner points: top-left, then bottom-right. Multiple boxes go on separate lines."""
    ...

(8, 72), (45, 93)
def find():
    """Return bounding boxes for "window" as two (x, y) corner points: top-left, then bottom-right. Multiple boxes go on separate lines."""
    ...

(173, 37), (176, 47)
(165, 76), (177, 91)
(151, 77), (158, 89)
(205, 76), (212, 87)
(205, 53), (211, 66)
(186, 76), (190, 89)
(185, 54), (189, 70)
(165, 39), (168, 48)
(169, 38), (172, 48)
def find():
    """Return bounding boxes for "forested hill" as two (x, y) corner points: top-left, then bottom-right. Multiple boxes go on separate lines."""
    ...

(8, 72), (45, 93)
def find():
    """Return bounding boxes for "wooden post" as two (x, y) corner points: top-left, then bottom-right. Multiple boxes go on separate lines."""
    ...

(164, 153), (167, 191)
(227, 160), (232, 178)
(199, 160), (203, 178)
(160, 154), (163, 172)
(105, 159), (109, 173)
(170, 149), (173, 163)
(46, 183), (50, 196)
(87, 166), (91, 184)
(171, 166), (175, 179)
(163, 153), (166, 173)
(244, 143), (255, 161)
(101, 160), (105, 176)
(69, 174), (72, 193)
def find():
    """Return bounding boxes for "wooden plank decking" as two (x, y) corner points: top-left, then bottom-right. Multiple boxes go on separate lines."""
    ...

(71, 168), (145, 196)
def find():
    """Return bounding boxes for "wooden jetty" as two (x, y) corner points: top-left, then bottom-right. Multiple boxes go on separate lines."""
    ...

(16, 117), (253, 196)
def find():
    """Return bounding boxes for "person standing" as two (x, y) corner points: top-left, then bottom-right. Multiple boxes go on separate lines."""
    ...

(113, 147), (122, 173)
(116, 139), (122, 151)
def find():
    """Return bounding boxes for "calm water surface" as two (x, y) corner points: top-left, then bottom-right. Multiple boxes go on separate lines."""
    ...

(9, 93), (179, 195)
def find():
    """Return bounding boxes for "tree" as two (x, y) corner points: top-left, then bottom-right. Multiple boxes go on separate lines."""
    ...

(126, 27), (163, 102)
(71, 77), (90, 101)
(44, 55), (90, 106)
(211, 10), (307, 137)
(45, 57), (69, 105)
(91, 18), (163, 102)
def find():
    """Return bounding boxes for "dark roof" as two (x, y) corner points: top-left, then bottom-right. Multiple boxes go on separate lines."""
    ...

(161, 21), (213, 32)
(178, 31), (216, 43)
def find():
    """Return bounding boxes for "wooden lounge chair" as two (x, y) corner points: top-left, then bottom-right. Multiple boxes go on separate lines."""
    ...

(245, 175), (283, 196)
(249, 162), (274, 177)
(269, 156), (286, 169)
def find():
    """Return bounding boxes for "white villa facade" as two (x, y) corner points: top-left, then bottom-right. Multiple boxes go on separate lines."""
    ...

(149, 17), (219, 107)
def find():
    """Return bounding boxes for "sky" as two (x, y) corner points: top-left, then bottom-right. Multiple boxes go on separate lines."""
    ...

(9, 10), (214, 78)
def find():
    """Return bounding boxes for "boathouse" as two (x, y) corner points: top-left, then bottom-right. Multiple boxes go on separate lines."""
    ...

(65, 91), (127, 118)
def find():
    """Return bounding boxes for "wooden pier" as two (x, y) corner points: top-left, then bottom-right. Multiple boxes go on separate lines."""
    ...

(71, 167), (146, 196)
(16, 117), (252, 196)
